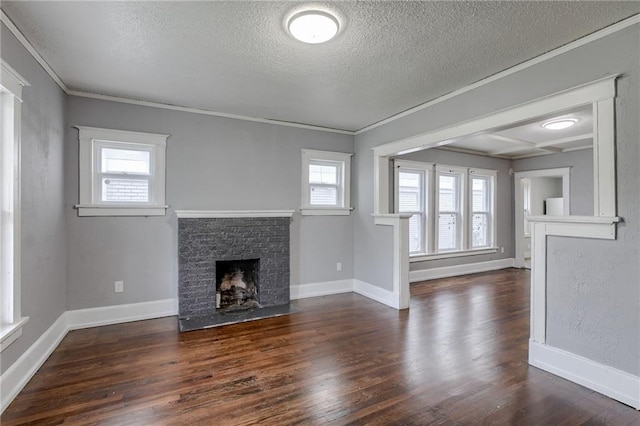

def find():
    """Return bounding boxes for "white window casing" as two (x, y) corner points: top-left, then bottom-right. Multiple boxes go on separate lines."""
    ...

(394, 161), (498, 260)
(75, 126), (169, 216)
(301, 149), (353, 216)
(0, 60), (30, 351)
(394, 160), (434, 254)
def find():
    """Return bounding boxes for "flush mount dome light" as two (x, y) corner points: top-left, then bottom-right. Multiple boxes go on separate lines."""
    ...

(542, 118), (579, 130)
(288, 11), (339, 44)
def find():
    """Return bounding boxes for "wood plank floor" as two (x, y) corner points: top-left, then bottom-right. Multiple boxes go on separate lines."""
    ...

(3, 269), (638, 425)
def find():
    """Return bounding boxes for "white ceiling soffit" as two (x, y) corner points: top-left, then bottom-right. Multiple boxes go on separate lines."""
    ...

(1, 2), (639, 133)
(424, 104), (593, 159)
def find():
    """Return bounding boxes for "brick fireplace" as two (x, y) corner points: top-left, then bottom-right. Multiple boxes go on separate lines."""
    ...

(176, 210), (294, 331)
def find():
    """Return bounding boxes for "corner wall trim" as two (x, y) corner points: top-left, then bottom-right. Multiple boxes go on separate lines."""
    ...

(0, 312), (69, 414)
(409, 258), (516, 282)
(353, 279), (399, 309)
(0, 298), (178, 414)
(290, 280), (354, 300)
(529, 341), (640, 409)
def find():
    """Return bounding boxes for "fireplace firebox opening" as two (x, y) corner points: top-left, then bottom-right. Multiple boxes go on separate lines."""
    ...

(215, 259), (260, 313)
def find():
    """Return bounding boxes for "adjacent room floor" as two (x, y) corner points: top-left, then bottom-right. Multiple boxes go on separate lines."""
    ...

(2, 269), (638, 425)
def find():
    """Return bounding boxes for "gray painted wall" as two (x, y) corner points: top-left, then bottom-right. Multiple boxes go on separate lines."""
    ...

(513, 148), (594, 216)
(395, 148), (514, 271)
(65, 96), (354, 310)
(354, 24), (639, 375)
(1, 24), (67, 374)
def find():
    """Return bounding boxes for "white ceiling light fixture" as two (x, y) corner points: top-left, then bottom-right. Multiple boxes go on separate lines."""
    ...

(542, 118), (579, 130)
(288, 11), (339, 44)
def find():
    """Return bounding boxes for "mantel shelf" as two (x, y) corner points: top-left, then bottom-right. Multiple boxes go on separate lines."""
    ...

(175, 210), (295, 219)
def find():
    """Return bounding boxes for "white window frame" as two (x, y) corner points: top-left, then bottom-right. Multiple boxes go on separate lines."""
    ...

(75, 126), (169, 216)
(394, 160), (433, 254)
(0, 60), (30, 351)
(469, 168), (497, 249)
(435, 165), (467, 253)
(301, 149), (353, 216)
(393, 161), (498, 261)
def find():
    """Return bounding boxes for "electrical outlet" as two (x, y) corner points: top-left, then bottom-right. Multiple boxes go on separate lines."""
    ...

(336, 262), (342, 272)
(115, 280), (124, 293)
(500, 247), (504, 253)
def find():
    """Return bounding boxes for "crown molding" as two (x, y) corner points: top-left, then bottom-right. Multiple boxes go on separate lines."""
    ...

(2, 8), (638, 137)
(355, 13), (640, 135)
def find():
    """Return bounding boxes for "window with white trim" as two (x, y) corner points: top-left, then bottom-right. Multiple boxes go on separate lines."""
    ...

(75, 126), (169, 216)
(394, 160), (432, 254)
(1, 61), (29, 351)
(436, 166), (465, 252)
(301, 149), (352, 216)
(394, 160), (497, 259)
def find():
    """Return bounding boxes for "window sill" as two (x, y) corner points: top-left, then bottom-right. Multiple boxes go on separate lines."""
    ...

(410, 248), (498, 262)
(75, 204), (168, 217)
(0, 316), (29, 352)
(300, 207), (353, 216)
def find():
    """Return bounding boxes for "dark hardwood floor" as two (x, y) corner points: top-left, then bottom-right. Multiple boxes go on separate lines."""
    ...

(2, 269), (638, 425)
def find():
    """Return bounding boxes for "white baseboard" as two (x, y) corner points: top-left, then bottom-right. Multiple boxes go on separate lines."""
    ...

(66, 298), (178, 330)
(0, 298), (178, 414)
(1, 312), (69, 414)
(290, 279), (354, 300)
(353, 279), (399, 309)
(409, 258), (516, 282)
(529, 340), (640, 409)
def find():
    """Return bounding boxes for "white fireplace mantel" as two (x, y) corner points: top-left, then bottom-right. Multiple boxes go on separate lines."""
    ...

(175, 210), (295, 218)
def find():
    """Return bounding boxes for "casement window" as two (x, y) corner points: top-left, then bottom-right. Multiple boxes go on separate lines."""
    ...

(394, 160), (497, 260)
(75, 126), (169, 216)
(1, 61), (29, 351)
(301, 149), (353, 215)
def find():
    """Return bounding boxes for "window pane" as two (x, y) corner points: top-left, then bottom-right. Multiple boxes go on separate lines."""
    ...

(102, 178), (149, 202)
(310, 185), (337, 205)
(101, 147), (150, 174)
(408, 213), (422, 253)
(438, 175), (458, 212)
(309, 164), (338, 185)
(398, 171), (422, 212)
(472, 178), (487, 212)
(472, 213), (489, 248)
(438, 213), (457, 251)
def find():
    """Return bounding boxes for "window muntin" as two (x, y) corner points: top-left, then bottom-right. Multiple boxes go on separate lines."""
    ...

(76, 126), (168, 216)
(301, 149), (352, 215)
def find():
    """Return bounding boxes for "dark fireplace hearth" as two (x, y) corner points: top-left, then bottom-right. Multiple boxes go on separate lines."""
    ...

(176, 211), (295, 331)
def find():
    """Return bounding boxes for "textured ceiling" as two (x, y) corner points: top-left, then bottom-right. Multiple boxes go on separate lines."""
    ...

(2, 1), (639, 132)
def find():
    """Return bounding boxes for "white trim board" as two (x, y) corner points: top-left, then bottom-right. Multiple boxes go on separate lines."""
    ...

(529, 341), (640, 409)
(353, 279), (399, 310)
(0, 298), (178, 414)
(409, 258), (516, 282)
(0, 312), (68, 414)
(290, 279), (354, 300)
(291, 279), (402, 311)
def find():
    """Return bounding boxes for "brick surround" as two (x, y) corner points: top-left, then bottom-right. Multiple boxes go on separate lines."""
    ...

(178, 216), (290, 321)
